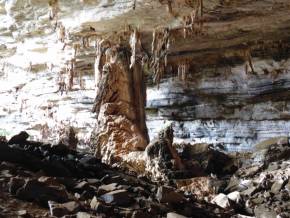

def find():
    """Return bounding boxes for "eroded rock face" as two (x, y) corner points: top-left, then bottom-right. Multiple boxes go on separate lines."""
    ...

(91, 43), (148, 163)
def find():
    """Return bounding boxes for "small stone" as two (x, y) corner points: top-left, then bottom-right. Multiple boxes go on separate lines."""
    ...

(48, 201), (80, 217)
(87, 178), (100, 185)
(263, 191), (272, 199)
(90, 196), (100, 210)
(227, 191), (241, 204)
(8, 177), (25, 195)
(271, 180), (286, 194)
(0, 169), (12, 177)
(156, 186), (184, 204)
(231, 215), (255, 218)
(132, 211), (150, 218)
(241, 186), (257, 197)
(241, 165), (262, 177)
(98, 183), (119, 195)
(100, 189), (133, 206)
(251, 196), (264, 205)
(225, 176), (242, 192)
(76, 212), (92, 218)
(38, 176), (60, 186)
(167, 212), (187, 218)
(254, 205), (277, 218)
(17, 210), (31, 218)
(267, 162), (280, 171)
(211, 193), (231, 209)
(74, 181), (89, 190)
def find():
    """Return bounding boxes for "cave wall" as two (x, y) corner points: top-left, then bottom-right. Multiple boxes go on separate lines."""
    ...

(1, 0), (290, 153)
(147, 58), (290, 151)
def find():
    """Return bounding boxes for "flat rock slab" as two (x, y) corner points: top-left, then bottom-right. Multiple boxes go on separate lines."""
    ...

(100, 189), (133, 207)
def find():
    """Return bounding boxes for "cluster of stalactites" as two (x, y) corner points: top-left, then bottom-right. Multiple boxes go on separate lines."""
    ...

(151, 28), (170, 87)
(182, 0), (204, 38)
(93, 27), (143, 91)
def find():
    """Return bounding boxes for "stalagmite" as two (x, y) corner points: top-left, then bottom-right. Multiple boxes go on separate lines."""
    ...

(91, 39), (149, 163)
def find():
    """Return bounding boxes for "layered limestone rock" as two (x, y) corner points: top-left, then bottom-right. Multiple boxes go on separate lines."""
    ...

(1, 0), (290, 157)
(147, 58), (290, 151)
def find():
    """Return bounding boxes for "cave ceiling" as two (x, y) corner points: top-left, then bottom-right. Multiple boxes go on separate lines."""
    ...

(0, 0), (290, 70)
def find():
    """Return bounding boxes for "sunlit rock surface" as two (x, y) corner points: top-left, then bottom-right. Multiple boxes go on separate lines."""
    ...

(1, 0), (290, 152)
(147, 59), (290, 151)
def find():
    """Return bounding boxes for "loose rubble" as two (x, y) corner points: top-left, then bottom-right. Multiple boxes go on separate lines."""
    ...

(2, 129), (290, 217)
(0, 131), (233, 218)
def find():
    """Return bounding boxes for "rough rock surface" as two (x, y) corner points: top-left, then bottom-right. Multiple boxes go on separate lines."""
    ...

(0, 133), (233, 218)
(90, 42), (148, 163)
(209, 139), (290, 217)
(1, 0), (290, 153)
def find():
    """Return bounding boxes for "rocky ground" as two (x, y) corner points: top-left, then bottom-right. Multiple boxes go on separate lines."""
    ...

(0, 131), (232, 218)
(1, 130), (290, 218)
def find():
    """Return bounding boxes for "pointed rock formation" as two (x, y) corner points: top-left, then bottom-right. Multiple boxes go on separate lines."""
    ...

(91, 40), (149, 163)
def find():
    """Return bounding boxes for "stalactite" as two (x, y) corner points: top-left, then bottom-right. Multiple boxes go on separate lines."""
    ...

(152, 29), (156, 54)
(246, 50), (255, 74)
(66, 59), (75, 91)
(181, 0), (204, 39)
(151, 28), (170, 86)
(177, 62), (189, 81)
(73, 43), (81, 58)
(48, 0), (59, 21)
(57, 23), (66, 43)
(132, 0), (137, 10)
(195, 0), (203, 18)
(82, 35), (90, 48)
(94, 38), (105, 90)
(129, 29), (141, 69)
(57, 70), (67, 95)
(242, 48), (256, 74)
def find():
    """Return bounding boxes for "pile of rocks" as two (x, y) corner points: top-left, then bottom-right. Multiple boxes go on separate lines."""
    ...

(209, 137), (290, 218)
(142, 127), (290, 218)
(2, 130), (290, 218)
(0, 131), (232, 218)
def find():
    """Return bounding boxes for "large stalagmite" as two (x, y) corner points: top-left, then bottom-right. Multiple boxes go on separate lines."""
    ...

(91, 39), (149, 163)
